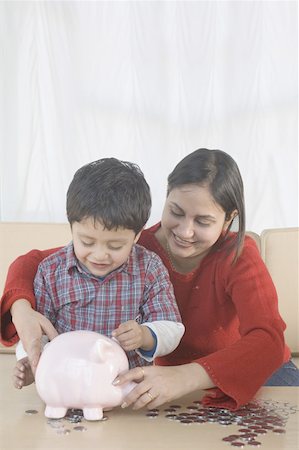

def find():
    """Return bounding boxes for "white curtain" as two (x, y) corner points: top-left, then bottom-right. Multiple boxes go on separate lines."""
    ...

(0, 0), (297, 233)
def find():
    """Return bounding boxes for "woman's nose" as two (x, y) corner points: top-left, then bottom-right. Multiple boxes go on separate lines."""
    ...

(177, 219), (195, 239)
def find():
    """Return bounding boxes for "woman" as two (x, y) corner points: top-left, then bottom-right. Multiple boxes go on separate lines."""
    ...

(1, 148), (298, 410)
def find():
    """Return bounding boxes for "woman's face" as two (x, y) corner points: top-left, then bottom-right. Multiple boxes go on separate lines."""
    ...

(161, 184), (234, 260)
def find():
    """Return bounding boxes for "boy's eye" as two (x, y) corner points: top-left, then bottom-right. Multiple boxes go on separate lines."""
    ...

(81, 241), (94, 247)
(108, 245), (123, 251)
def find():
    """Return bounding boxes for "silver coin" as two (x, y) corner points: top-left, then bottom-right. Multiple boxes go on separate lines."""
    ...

(99, 415), (109, 421)
(48, 421), (64, 429)
(25, 409), (38, 415)
(73, 426), (87, 432)
(66, 417), (82, 423)
(146, 412), (158, 418)
(57, 429), (71, 435)
(180, 419), (193, 425)
(165, 414), (177, 420)
(193, 418), (206, 424)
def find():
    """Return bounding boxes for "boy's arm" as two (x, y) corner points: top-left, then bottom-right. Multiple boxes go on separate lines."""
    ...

(137, 253), (185, 361)
(137, 321), (184, 361)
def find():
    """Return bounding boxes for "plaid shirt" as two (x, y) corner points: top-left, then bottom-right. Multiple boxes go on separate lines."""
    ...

(34, 242), (181, 368)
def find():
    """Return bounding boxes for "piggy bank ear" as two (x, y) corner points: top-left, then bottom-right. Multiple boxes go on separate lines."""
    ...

(91, 339), (114, 363)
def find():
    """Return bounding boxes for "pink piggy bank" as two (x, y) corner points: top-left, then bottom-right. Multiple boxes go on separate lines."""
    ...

(35, 330), (135, 421)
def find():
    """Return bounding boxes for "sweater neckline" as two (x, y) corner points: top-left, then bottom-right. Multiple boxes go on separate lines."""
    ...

(145, 223), (211, 280)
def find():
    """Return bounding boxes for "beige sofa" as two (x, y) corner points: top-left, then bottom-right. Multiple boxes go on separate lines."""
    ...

(0, 223), (298, 355)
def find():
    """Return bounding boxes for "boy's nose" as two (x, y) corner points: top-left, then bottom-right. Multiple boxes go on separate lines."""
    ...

(93, 248), (109, 261)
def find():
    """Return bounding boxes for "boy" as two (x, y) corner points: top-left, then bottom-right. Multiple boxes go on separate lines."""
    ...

(14, 158), (184, 388)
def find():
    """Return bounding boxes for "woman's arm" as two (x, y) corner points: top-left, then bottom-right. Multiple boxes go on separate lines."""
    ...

(0, 248), (60, 345)
(115, 240), (288, 412)
(11, 299), (58, 373)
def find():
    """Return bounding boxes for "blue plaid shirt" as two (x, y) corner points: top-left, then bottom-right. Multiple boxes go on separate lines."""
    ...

(34, 242), (181, 368)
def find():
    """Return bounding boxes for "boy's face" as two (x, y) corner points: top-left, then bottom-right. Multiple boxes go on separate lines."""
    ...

(72, 218), (140, 277)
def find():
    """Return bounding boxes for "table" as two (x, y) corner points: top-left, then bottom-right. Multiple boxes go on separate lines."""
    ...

(0, 354), (298, 450)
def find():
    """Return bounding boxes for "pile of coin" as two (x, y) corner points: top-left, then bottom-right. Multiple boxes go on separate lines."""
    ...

(146, 398), (298, 447)
(45, 408), (108, 434)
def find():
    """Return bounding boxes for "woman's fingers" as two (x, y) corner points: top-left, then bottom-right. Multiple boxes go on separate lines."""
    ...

(41, 316), (58, 341)
(26, 338), (43, 374)
(114, 366), (144, 386)
(121, 381), (153, 409)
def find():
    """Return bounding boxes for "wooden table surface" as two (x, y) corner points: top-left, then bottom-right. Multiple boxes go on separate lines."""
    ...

(0, 354), (298, 450)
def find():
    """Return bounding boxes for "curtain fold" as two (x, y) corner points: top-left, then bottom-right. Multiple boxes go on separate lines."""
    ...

(0, 1), (297, 232)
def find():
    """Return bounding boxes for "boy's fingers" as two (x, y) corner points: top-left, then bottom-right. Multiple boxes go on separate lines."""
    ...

(112, 326), (133, 338)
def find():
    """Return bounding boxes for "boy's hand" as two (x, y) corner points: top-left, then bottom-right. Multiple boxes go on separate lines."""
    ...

(13, 357), (35, 389)
(112, 320), (154, 352)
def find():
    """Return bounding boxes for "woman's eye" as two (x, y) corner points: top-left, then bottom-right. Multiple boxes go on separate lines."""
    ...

(82, 241), (93, 247)
(171, 210), (183, 217)
(196, 221), (210, 227)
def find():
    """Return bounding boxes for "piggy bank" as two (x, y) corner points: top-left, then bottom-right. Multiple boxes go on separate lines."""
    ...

(35, 330), (135, 421)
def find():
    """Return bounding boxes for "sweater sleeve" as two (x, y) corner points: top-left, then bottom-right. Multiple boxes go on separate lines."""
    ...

(0, 248), (61, 345)
(197, 239), (288, 410)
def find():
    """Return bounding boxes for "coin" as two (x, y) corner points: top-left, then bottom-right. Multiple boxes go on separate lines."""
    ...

(165, 414), (177, 420)
(99, 415), (108, 421)
(146, 412), (158, 418)
(57, 429), (71, 435)
(48, 420), (64, 429)
(25, 409), (38, 415)
(222, 435), (240, 442)
(73, 426), (87, 432)
(180, 419), (193, 424)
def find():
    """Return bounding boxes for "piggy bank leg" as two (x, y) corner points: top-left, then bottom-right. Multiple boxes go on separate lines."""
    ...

(44, 405), (67, 419)
(83, 407), (103, 421)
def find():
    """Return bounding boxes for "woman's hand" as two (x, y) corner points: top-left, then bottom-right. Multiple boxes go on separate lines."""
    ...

(11, 299), (58, 373)
(113, 363), (209, 410)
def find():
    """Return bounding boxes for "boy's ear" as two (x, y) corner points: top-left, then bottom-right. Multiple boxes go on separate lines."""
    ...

(134, 230), (143, 243)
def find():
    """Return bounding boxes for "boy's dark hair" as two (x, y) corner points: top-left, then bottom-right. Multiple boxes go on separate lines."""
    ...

(67, 158), (151, 235)
(167, 148), (245, 262)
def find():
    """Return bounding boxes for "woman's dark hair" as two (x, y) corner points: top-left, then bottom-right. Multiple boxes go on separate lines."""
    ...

(167, 148), (245, 262)
(67, 158), (151, 235)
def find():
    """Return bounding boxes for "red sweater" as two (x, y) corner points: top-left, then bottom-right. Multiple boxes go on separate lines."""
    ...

(0, 224), (290, 409)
